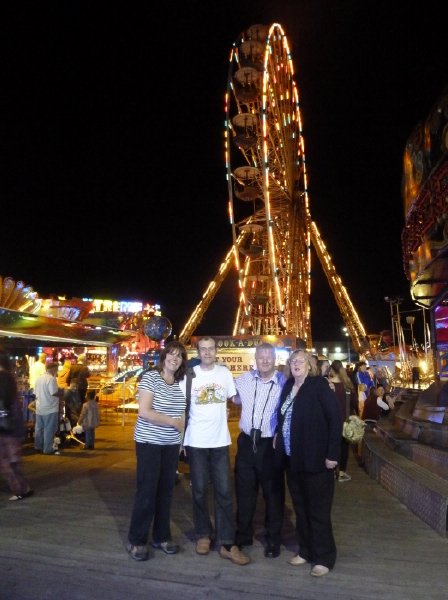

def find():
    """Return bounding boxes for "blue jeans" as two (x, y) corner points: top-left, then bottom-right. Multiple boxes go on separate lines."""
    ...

(34, 412), (59, 454)
(85, 428), (95, 449)
(128, 442), (179, 546)
(186, 446), (235, 546)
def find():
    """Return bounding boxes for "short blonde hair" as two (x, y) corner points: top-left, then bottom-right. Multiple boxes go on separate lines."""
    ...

(288, 349), (318, 377)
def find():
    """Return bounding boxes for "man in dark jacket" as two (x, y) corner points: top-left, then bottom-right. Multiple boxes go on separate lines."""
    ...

(67, 354), (90, 402)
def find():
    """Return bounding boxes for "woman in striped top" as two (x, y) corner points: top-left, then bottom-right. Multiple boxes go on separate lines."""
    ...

(127, 341), (187, 561)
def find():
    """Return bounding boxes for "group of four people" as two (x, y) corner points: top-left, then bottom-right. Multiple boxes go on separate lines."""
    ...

(126, 337), (342, 577)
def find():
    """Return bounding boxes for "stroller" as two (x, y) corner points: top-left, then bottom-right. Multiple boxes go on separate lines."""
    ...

(54, 415), (85, 450)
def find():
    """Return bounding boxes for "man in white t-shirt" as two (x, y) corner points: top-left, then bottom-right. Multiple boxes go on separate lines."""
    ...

(34, 362), (62, 455)
(182, 336), (249, 566)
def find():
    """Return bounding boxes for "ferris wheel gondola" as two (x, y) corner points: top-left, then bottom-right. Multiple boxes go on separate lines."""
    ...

(225, 23), (311, 340)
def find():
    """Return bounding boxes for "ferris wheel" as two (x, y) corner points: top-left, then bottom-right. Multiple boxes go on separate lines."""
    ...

(180, 23), (365, 352)
(225, 23), (312, 341)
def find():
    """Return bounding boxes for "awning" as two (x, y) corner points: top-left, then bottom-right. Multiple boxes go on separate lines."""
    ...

(0, 307), (135, 348)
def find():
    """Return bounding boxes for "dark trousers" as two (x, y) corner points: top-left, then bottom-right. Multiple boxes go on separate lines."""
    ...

(340, 438), (349, 472)
(186, 445), (235, 546)
(128, 442), (179, 546)
(235, 432), (285, 546)
(286, 466), (337, 569)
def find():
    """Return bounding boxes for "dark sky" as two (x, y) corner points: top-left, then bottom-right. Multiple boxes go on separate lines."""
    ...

(3, 1), (447, 343)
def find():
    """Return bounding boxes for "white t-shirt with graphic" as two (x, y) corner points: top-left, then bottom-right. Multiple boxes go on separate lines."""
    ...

(182, 364), (236, 448)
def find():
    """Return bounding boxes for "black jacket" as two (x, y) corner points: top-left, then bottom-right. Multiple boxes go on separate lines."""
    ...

(275, 375), (342, 473)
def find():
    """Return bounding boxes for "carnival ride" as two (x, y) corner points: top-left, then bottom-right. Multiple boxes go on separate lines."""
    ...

(400, 87), (448, 383)
(179, 23), (371, 355)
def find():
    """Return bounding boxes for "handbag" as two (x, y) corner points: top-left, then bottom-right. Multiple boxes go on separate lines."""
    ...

(0, 398), (16, 433)
(342, 415), (366, 444)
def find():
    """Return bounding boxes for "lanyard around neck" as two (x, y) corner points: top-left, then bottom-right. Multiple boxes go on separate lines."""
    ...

(251, 378), (275, 429)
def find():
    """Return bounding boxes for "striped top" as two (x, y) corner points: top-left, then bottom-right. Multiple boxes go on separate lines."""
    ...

(235, 369), (286, 437)
(134, 370), (186, 445)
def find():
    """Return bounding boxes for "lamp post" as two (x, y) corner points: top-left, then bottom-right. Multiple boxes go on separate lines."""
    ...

(342, 326), (350, 364)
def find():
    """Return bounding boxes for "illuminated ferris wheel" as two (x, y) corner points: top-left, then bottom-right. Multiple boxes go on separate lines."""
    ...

(180, 23), (365, 352)
(225, 23), (312, 341)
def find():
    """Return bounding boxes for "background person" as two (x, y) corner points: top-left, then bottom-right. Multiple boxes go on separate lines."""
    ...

(0, 351), (33, 501)
(57, 358), (72, 389)
(181, 336), (249, 566)
(34, 362), (62, 455)
(317, 358), (330, 379)
(126, 341), (187, 562)
(29, 352), (47, 392)
(362, 385), (391, 421)
(329, 360), (357, 482)
(274, 350), (342, 577)
(77, 389), (100, 449)
(67, 354), (90, 402)
(233, 342), (286, 558)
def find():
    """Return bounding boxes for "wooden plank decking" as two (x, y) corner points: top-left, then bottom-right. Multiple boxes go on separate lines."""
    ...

(1, 413), (448, 600)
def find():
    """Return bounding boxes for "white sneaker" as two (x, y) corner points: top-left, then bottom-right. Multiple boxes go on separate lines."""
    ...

(338, 471), (351, 482)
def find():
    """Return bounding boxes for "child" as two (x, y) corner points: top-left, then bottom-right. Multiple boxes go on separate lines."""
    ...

(77, 390), (100, 450)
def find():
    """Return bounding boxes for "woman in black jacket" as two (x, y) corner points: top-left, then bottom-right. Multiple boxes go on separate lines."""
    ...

(275, 350), (342, 577)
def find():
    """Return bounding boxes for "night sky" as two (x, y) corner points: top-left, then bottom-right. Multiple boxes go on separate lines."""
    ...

(3, 1), (447, 344)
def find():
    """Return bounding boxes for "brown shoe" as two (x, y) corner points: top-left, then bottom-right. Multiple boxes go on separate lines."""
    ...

(219, 545), (250, 566)
(195, 537), (211, 555)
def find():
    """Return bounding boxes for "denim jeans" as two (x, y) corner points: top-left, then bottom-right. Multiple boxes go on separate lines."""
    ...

(186, 446), (235, 546)
(128, 442), (179, 546)
(85, 428), (95, 449)
(34, 412), (59, 454)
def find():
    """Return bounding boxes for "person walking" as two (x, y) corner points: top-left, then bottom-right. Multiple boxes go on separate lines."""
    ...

(181, 336), (250, 566)
(126, 341), (187, 562)
(0, 351), (33, 501)
(233, 342), (286, 558)
(34, 362), (62, 455)
(274, 350), (342, 577)
(77, 389), (100, 449)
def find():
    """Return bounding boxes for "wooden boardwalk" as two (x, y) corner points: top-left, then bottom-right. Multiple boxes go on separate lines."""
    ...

(1, 413), (448, 600)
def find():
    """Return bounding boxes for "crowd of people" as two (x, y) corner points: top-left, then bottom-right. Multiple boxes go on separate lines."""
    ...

(125, 339), (396, 578)
(0, 350), (100, 501)
(0, 341), (396, 579)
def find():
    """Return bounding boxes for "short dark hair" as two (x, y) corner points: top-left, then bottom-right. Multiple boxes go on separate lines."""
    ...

(196, 336), (216, 349)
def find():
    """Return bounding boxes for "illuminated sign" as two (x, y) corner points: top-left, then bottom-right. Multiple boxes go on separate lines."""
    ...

(190, 335), (295, 349)
(83, 299), (161, 314)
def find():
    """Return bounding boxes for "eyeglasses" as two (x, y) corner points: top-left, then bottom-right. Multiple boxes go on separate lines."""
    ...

(290, 359), (306, 366)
